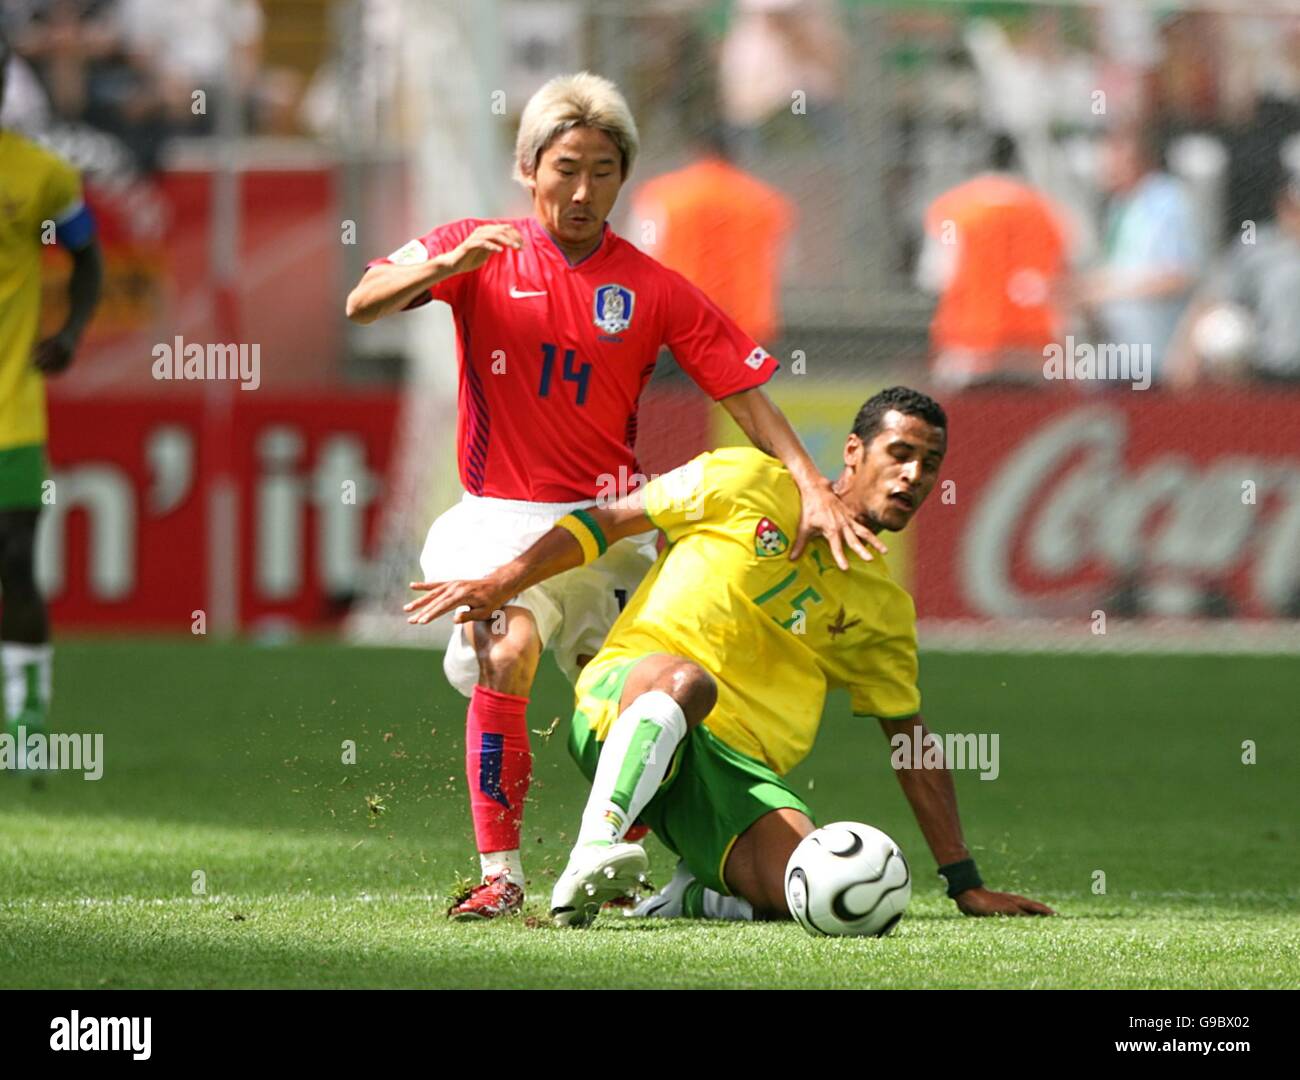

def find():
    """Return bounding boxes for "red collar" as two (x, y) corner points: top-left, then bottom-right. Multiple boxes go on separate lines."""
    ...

(527, 216), (613, 269)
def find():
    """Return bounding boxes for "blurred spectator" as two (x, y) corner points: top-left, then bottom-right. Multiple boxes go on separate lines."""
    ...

(965, 10), (1101, 143)
(1075, 125), (1200, 380)
(12, 0), (301, 167)
(1091, 1), (1162, 125)
(0, 37), (50, 131)
(1149, 10), (1222, 128)
(1170, 168), (1300, 386)
(1223, 95), (1300, 241)
(114, 0), (263, 126)
(4, 0), (119, 123)
(717, 0), (846, 155)
(631, 127), (794, 344)
(917, 134), (1073, 390)
(300, 0), (404, 144)
(3, 0), (171, 164)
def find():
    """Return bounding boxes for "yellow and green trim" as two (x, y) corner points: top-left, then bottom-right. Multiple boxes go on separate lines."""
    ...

(716, 833), (742, 897)
(556, 509), (608, 565)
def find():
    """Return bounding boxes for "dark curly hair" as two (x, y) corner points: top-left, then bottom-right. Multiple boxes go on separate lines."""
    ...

(851, 386), (947, 445)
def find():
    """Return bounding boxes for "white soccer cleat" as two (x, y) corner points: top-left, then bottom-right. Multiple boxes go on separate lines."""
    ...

(550, 842), (649, 928)
(628, 860), (696, 919)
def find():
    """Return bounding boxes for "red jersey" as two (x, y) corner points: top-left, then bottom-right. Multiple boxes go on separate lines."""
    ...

(367, 216), (777, 502)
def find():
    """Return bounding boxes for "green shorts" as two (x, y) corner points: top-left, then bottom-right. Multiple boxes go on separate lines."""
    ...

(569, 655), (813, 895)
(0, 444), (46, 510)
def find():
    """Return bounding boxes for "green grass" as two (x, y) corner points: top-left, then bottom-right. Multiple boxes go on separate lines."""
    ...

(1, 640), (1297, 989)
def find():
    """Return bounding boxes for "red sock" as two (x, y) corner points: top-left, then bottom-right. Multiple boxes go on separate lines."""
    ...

(465, 685), (531, 855)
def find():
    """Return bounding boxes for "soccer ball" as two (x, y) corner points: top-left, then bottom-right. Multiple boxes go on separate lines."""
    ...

(784, 822), (911, 937)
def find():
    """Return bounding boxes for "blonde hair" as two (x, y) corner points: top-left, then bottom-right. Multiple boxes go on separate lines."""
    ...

(513, 72), (639, 186)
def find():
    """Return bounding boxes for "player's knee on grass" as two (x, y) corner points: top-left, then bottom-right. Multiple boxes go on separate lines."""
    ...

(725, 807), (816, 920)
(471, 607), (541, 695)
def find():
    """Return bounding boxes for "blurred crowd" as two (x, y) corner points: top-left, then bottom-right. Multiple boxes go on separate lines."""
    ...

(906, 3), (1300, 391)
(0, 0), (299, 170)
(688, 0), (1300, 390)
(3, 0), (1299, 388)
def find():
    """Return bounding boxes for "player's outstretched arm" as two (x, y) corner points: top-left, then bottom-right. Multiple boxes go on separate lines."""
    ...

(720, 387), (886, 569)
(878, 714), (1056, 917)
(404, 495), (653, 626)
(345, 223), (523, 324)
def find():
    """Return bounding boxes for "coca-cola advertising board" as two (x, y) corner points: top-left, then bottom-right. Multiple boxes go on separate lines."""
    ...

(910, 389), (1300, 622)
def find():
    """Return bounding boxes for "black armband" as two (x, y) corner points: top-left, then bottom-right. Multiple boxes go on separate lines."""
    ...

(937, 858), (983, 898)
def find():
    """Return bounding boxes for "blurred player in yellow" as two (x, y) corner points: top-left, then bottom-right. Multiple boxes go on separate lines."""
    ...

(407, 386), (1054, 926)
(0, 31), (102, 759)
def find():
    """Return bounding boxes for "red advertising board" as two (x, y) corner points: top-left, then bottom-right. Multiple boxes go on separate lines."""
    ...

(910, 389), (1300, 622)
(44, 394), (400, 631)
(46, 387), (1300, 631)
(43, 166), (343, 393)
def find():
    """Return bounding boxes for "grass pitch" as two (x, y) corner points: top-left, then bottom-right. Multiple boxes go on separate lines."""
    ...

(1, 640), (1296, 989)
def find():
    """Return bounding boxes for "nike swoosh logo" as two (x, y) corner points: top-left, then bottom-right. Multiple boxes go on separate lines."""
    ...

(509, 287), (547, 298)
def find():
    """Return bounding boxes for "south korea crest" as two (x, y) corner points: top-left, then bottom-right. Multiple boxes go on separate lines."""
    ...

(593, 283), (634, 334)
(754, 516), (789, 557)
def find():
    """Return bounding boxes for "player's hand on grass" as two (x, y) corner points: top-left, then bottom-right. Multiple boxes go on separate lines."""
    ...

(791, 478), (887, 570)
(954, 886), (1055, 917)
(33, 332), (76, 376)
(442, 224), (524, 276)
(404, 577), (510, 625)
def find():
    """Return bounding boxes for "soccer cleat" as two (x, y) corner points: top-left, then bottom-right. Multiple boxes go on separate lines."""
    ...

(447, 872), (524, 921)
(550, 842), (649, 928)
(628, 861), (696, 919)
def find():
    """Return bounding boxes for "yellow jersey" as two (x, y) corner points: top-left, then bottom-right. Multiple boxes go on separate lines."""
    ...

(583, 447), (921, 775)
(0, 131), (86, 450)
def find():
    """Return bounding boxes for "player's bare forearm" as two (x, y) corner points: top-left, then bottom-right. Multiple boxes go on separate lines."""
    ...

(493, 499), (653, 597)
(880, 715), (1056, 916)
(720, 386), (814, 483)
(349, 223), (523, 324)
(35, 242), (102, 375)
(879, 715), (971, 866)
(721, 387), (884, 567)
(344, 257), (456, 324)
(489, 528), (587, 603)
(62, 241), (103, 343)
(405, 497), (653, 625)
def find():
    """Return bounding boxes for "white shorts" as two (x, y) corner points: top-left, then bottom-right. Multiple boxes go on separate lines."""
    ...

(419, 493), (659, 697)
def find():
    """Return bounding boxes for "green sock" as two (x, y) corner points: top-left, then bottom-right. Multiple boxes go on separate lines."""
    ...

(5, 662), (46, 737)
(681, 880), (754, 921)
